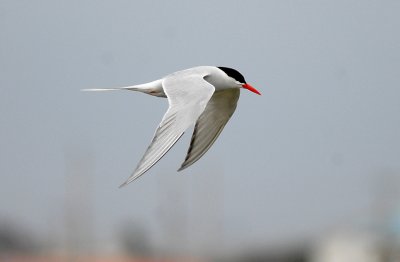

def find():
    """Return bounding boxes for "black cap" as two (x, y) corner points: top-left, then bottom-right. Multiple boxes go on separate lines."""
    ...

(217, 67), (246, 84)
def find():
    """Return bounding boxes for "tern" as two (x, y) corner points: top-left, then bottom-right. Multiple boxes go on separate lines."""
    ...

(83, 66), (261, 186)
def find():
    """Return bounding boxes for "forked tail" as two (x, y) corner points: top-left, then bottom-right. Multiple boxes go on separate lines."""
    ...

(81, 79), (165, 97)
(81, 87), (129, 91)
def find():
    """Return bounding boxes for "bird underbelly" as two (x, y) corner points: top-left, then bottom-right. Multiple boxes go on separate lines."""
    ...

(148, 88), (166, 97)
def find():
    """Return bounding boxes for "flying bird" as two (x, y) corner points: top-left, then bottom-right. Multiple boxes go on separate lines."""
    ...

(83, 66), (261, 186)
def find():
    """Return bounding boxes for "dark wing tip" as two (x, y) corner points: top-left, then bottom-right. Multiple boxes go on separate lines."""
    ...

(177, 165), (188, 172)
(119, 181), (129, 188)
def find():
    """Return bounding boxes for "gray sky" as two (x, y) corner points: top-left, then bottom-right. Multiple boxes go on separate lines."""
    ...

(1, 0), (400, 254)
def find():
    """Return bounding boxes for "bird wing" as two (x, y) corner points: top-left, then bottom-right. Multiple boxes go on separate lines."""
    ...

(178, 88), (240, 171)
(120, 73), (215, 186)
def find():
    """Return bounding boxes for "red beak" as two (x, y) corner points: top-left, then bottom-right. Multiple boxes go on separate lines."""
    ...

(242, 83), (261, 95)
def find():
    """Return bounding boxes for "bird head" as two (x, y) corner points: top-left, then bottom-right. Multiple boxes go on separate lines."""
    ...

(217, 67), (261, 95)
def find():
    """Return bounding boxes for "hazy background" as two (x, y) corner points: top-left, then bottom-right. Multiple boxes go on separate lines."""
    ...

(1, 0), (400, 260)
